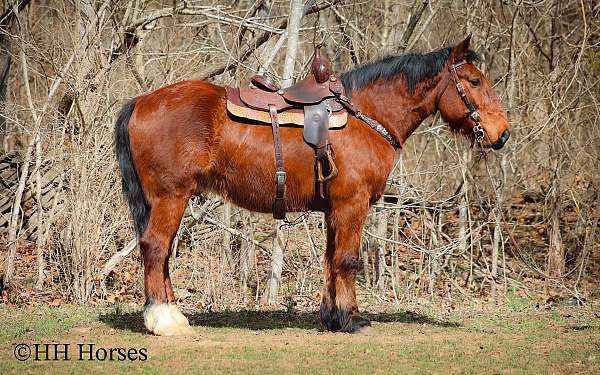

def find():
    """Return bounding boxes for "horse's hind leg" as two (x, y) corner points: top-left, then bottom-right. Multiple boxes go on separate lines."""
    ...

(140, 195), (193, 336)
(320, 197), (372, 333)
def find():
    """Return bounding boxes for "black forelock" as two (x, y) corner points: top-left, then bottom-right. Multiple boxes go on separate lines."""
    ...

(340, 47), (481, 96)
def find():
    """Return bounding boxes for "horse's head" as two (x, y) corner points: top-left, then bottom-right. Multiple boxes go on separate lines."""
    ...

(438, 36), (511, 149)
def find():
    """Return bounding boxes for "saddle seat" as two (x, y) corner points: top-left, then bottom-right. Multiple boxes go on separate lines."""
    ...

(229, 73), (345, 109)
(225, 74), (347, 128)
(245, 45), (336, 105)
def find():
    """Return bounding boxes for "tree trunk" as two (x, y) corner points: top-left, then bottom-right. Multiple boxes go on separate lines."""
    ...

(0, 35), (11, 152)
(458, 147), (471, 277)
(262, 223), (286, 305)
(4, 142), (33, 287)
(240, 214), (256, 303)
(0, 0), (32, 153)
(547, 183), (564, 278)
(491, 12), (517, 301)
(398, 0), (428, 52)
(546, 0), (564, 279)
(34, 127), (44, 290)
(280, 0), (304, 88)
(261, 0), (304, 305)
(375, 207), (388, 290)
(222, 202), (232, 268)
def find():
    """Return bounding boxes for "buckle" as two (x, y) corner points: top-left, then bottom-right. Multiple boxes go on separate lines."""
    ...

(470, 110), (481, 122)
(275, 171), (286, 185)
(473, 123), (485, 143)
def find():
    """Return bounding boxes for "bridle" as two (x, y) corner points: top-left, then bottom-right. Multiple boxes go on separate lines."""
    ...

(333, 58), (487, 149)
(446, 61), (573, 288)
(446, 60), (486, 144)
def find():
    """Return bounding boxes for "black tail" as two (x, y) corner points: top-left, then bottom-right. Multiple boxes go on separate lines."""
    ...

(114, 99), (150, 237)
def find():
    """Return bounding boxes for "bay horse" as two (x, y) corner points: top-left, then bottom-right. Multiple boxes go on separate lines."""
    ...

(114, 36), (510, 336)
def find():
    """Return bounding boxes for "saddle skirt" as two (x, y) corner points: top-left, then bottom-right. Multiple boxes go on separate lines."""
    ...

(226, 87), (347, 128)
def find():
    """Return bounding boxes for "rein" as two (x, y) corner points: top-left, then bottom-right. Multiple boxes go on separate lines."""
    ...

(450, 60), (579, 286)
(477, 142), (585, 287)
(332, 58), (580, 290)
(333, 58), (581, 296)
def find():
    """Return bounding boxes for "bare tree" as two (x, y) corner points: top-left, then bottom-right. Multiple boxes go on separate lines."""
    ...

(262, 0), (305, 305)
(0, 0), (597, 310)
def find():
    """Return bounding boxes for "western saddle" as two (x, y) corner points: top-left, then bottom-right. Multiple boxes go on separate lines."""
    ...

(225, 47), (348, 219)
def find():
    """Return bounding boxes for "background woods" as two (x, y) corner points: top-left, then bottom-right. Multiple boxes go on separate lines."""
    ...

(0, 0), (598, 313)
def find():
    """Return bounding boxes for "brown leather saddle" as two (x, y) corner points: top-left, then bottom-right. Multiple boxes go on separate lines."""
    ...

(225, 47), (348, 220)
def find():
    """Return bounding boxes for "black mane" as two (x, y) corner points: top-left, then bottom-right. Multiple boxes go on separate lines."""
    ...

(340, 47), (480, 96)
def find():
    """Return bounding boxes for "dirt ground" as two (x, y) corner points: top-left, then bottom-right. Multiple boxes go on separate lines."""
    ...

(0, 303), (599, 374)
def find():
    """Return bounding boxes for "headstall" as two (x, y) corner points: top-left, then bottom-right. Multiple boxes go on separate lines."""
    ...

(448, 60), (486, 143)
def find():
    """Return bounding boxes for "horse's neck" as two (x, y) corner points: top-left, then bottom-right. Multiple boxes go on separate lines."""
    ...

(351, 74), (445, 145)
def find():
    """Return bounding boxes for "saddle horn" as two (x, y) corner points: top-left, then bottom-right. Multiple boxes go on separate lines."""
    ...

(311, 46), (332, 84)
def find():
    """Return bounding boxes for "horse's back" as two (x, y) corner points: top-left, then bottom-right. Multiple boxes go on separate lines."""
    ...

(132, 80), (225, 121)
(127, 80), (226, 197)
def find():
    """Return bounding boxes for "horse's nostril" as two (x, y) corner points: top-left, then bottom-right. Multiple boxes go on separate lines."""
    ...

(501, 129), (510, 143)
(491, 130), (510, 150)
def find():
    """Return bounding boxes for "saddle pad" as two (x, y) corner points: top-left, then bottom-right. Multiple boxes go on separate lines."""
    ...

(226, 100), (347, 128)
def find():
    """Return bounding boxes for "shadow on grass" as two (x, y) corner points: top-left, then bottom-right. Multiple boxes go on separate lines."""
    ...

(99, 308), (460, 334)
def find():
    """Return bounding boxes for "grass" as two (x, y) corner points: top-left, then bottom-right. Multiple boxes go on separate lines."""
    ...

(0, 304), (599, 374)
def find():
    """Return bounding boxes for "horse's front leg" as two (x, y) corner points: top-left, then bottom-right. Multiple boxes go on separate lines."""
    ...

(320, 197), (371, 333)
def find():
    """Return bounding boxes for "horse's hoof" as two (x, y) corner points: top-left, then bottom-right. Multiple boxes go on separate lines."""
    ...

(340, 313), (371, 333)
(153, 322), (194, 336)
(168, 304), (191, 325)
(354, 325), (374, 335)
(144, 304), (194, 336)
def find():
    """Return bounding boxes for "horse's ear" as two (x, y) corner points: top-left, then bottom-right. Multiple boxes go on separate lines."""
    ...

(451, 34), (472, 61)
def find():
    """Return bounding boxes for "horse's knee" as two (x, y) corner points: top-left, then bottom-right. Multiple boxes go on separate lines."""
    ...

(139, 234), (169, 264)
(333, 253), (361, 276)
(340, 254), (361, 273)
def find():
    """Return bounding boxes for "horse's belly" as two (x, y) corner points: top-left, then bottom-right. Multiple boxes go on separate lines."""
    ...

(208, 124), (318, 213)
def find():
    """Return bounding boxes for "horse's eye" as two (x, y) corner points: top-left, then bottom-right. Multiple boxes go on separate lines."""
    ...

(469, 78), (481, 87)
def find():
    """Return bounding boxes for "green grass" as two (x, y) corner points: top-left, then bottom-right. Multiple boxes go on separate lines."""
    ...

(0, 305), (97, 343)
(0, 304), (599, 374)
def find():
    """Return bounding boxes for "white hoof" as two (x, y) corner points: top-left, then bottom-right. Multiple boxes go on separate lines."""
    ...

(355, 325), (374, 336)
(144, 304), (194, 336)
(169, 304), (191, 326)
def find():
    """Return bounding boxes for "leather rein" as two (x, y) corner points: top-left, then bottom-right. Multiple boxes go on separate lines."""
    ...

(447, 61), (573, 286)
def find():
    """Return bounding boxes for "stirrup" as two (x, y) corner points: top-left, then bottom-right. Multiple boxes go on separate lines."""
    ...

(316, 146), (338, 182)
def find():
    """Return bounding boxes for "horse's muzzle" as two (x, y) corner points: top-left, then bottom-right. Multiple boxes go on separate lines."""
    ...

(491, 129), (510, 150)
